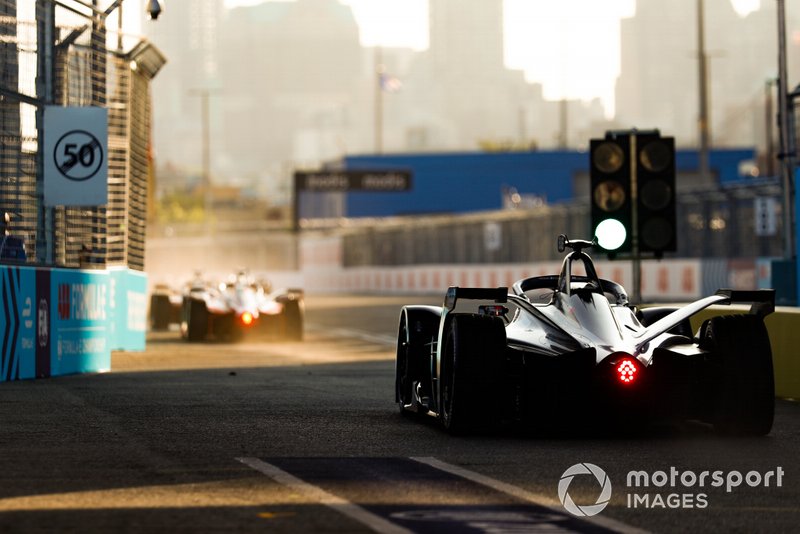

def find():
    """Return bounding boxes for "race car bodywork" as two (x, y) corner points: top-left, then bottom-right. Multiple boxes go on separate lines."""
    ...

(395, 236), (775, 435)
(149, 284), (183, 331)
(178, 271), (304, 342)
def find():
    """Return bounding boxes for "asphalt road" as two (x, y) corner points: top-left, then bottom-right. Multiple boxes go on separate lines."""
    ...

(0, 294), (798, 533)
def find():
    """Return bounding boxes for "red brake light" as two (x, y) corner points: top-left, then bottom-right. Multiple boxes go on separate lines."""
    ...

(241, 312), (254, 326)
(617, 358), (637, 384)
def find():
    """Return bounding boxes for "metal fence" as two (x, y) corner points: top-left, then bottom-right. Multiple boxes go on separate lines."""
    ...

(0, 1), (163, 271)
(341, 181), (785, 267)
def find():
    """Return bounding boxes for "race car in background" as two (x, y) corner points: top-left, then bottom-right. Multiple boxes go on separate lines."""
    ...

(150, 271), (304, 341)
(181, 271), (304, 342)
(395, 235), (775, 435)
(149, 284), (183, 331)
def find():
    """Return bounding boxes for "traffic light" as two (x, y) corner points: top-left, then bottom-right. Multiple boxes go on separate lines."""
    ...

(635, 134), (676, 254)
(590, 135), (632, 253)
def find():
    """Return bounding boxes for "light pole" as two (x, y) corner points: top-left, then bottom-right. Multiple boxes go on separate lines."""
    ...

(374, 46), (384, 154)
(776, 0), (795, 260)
(696, 0), (711, 183)
(188, 89), (218, 234)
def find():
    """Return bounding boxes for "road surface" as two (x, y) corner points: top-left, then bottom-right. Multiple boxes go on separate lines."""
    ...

(0, 294), (797, 533)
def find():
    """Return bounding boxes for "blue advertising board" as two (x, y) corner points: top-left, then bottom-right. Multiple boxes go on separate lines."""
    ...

(49, 269), (111, 376)
(108, 267), (147, 351)
(0, 266), (37, 380)
(1, 265), (147, 382)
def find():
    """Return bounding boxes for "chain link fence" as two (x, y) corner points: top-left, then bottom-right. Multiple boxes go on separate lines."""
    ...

(342, 181), (785, 267)
(0, 1), (163, 271)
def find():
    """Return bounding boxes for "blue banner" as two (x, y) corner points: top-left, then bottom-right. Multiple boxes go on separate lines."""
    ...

(49, 269), (110, 376)
(0, 266), (36, 380)
(108, 267), (147, 351)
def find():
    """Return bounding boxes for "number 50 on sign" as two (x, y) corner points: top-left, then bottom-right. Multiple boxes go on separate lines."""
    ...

(44, 107), (108, 207)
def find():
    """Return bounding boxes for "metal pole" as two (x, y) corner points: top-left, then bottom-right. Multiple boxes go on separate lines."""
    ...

(777, 0), (794, 259)
(374, 46), (383, 154)
(630, 133), (641, 303)
(35, 0), (55, 264)
(697, 0), (711, 182)
(201, 89), (211, 233)
(766, 79), (775, 177)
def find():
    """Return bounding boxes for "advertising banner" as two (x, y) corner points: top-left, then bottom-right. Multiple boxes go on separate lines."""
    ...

(49, 269), (111, 376)
(108, 268), (147, 351)
(0, 266), (37, 381)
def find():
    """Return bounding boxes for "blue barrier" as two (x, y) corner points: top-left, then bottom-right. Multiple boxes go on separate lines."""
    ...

(0, 265), (146, 382)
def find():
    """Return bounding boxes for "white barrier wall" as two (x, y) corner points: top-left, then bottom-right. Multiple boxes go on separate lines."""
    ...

(300, 236), (706, 301)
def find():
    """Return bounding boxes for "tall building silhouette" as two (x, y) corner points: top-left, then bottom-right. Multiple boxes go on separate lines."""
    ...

(615, 0), (800, 160)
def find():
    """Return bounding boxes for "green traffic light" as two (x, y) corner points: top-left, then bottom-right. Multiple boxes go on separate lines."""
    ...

(595, 219), (627, 250)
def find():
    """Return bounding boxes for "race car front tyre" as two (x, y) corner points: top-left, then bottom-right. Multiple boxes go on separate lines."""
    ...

(186, 299), (209, 342)
(700, 314), (774, 435)
(440, 313), (506, 434)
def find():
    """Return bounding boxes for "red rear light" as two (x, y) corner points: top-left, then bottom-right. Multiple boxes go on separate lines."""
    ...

(241, 312), (254, 326)
(616, 358), (638, 384)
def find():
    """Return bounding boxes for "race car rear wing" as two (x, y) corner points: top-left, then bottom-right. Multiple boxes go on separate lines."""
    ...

(634, 288), (775, 353)
(714, 289), (775, 318)
(444, 286), (507, 311)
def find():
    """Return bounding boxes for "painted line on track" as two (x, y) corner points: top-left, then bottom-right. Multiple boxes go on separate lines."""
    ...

(410, 457), (650, 534)
(236, 457), (412, 534)
(306, 323), (396, 347)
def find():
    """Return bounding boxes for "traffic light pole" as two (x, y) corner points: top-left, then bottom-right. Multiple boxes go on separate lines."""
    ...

(630, 133), (642, 304)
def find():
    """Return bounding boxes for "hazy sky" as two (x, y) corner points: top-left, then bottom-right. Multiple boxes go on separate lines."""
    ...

(224, 0), (761, 115)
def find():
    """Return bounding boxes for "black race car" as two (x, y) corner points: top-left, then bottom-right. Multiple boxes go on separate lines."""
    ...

(395, 235), (775, 435)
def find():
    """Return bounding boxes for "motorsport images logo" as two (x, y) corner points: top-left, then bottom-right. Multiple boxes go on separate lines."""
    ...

(558, 463), (612, 517)
(558, 463), (785, 516)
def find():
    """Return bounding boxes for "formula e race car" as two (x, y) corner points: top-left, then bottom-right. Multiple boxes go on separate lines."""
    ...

(178, 271), (304, 342)
(395, 235), (775, 435)
(150, 284), (183, 331)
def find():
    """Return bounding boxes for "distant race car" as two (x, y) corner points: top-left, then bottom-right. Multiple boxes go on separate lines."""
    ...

(395, 235), (775, 435)
(149, 283), (183, 331)
(151, 271), (304, 341)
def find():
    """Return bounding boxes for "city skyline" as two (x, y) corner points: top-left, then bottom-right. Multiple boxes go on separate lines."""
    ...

(224, 0), (764, 116)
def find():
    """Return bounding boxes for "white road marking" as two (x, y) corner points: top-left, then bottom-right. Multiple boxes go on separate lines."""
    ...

(306, 324), (396, 346)
(236, 457), (412, 534)
(410, 456), (650, 534)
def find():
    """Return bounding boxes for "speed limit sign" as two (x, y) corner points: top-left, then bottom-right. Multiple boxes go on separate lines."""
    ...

(44, 106), (108, 206)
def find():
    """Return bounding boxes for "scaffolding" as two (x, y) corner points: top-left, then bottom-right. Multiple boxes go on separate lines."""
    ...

(0, 0), (164, 271)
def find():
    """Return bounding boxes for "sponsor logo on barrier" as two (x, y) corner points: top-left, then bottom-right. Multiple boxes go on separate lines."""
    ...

(37, 298), (49, 348)
(58, 283), (70, 320)
(57, 283), (107, 322)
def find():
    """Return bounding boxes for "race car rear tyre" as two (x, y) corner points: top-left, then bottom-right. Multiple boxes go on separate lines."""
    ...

(396, 306), (441, 416)
(396, 314), (414, 415)
(440, 313), (506, 434)
(700, 314), (774, 435)
(186, 299), (208, 342)
(150, 294), (171, 331)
